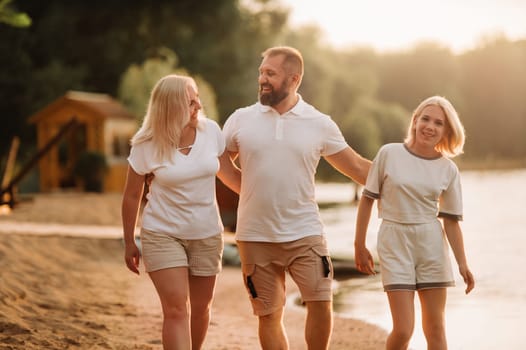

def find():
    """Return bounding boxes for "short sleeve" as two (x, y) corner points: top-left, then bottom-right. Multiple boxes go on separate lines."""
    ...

(363, 146), (386, 199)
(208, 119), (225, 156)
(222, 111), (240, 153)
(127, 142), (158, 175)
(321, 117), (348, 156)
(438, 164), (463, 220)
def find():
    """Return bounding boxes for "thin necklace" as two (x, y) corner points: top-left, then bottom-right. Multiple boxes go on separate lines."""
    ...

(177, 128), (196, 151)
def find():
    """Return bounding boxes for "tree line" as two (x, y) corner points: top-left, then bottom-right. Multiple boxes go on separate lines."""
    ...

(1, 0), (525, 184)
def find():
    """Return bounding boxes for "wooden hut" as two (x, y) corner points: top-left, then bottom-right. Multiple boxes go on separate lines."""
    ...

(28, 91), (138, 192)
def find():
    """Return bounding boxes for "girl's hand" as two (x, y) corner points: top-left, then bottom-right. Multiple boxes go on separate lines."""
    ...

(354, 246), (376, 275)
(460, 265), (475, 294)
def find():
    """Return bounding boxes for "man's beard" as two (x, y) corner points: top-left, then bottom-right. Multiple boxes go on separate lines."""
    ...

(259, 81), (289, 106)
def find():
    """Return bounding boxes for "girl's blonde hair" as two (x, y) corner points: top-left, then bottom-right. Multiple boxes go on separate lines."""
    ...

(405, 96), (466, 158)
(131, 74), (198, 162)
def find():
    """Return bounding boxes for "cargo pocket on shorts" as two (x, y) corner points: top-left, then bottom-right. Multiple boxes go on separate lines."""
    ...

(242, 264), (259, 299)
(242, 263), (270, 313)
(311, 245), (333, 292)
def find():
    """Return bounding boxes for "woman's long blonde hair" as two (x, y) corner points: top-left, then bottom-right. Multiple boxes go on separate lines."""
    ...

(405, 95), (466, 158)
(131, 74), (197, 162)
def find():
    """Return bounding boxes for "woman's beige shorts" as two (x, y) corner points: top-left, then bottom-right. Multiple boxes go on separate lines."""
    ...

(377, 220), (455, 291)
(140, 228), (223, 276)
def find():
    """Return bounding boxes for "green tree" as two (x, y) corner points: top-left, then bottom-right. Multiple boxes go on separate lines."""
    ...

(174, 0), (289, 122)
(341, 97), (409, 159)
(119, 48), (219, 122)
(377, 42), (460, 111)
(458, 37), (526, 160)
(0, 0), (288, 160)
(281, 25), (334, 112)
(0, 0), (30, 27)
(3, 0), (525, 174)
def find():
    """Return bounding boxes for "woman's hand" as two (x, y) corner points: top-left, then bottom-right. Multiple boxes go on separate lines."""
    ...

(124, 241), (141, 275)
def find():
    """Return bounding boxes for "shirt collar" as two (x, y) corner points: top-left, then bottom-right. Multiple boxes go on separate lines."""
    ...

(257, 94), (306, 116)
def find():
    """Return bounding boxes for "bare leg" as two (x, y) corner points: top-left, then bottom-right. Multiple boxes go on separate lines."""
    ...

(189, 275), (217, 350)
(418, 288), (448, 350)
(386, 290), (415, 350)
(305, 300), (332, 350)
(149, 267), (191, 350)
(258, 307), (289, 350)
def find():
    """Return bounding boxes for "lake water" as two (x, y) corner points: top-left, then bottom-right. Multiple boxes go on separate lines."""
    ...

(316, 169), (526, 350)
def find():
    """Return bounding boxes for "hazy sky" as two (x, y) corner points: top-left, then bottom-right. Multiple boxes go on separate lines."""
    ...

(281, 0), (526, 53)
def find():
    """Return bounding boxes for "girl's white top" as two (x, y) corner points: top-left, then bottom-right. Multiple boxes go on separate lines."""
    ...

(363, 143), (463, 224)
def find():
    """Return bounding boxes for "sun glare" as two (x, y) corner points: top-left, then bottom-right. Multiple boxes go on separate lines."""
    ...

(282, 0), (526, 53)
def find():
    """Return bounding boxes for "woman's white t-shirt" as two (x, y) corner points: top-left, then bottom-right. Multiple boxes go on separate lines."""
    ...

(128, 118), (225, 239)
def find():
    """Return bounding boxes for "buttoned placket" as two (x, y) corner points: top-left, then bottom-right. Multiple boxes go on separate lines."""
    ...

(275, 116), (284, 140)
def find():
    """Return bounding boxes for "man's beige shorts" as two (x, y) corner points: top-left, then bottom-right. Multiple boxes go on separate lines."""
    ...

(140, 228), (223, 276)
(237, 235), (333, 316)
(377, 220), (455, 291)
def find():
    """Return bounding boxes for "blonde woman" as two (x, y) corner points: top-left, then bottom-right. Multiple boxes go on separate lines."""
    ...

(122, 74), (240, 350)
(354, 96), (475, 350)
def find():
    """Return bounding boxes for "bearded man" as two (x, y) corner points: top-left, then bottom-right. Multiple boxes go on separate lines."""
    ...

(222, 46), (371, 350)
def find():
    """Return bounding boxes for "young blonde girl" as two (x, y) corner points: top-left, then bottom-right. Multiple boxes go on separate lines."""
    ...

(354, 96), (475, 350)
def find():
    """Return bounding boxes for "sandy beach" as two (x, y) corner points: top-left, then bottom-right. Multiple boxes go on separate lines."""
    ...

(0, 192), (387, 349)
